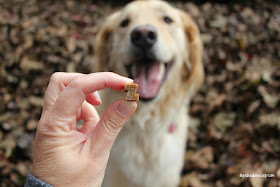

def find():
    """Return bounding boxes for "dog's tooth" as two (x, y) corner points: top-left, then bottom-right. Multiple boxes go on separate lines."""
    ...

(157, 63), (165, 80)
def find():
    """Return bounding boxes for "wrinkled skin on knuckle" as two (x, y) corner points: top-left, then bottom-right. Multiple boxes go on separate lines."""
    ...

(69, 76), (84, 90)
(37, 114), (68, 136)
(103, 115), (124, 135)
(37, 116), (52, 134)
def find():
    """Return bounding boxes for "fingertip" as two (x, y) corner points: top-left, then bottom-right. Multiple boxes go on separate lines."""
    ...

(93, 91), (102, 103)
(125, 78), (134, 84)
(86, 91), (102, 105)
(116, 100), (137, 118)
(107, 72), (133, 83)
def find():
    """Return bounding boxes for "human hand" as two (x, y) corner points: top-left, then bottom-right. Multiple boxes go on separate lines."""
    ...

(32, 72), (137, 187)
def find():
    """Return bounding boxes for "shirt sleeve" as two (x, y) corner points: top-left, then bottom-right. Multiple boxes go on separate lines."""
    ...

(24, 174), (53, 187)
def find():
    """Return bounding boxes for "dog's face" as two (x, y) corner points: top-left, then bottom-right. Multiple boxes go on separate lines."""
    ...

(95, 0), (204, 102)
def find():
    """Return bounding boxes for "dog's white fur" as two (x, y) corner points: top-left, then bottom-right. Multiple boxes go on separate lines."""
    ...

(94, 1), (204, 186)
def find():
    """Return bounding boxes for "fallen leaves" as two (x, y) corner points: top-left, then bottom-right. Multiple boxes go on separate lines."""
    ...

(0, 0), (106, 184)
(185, 146), (214, 170)
(214, 112), (236, 133)
(179, 1), (280, 187)
(259, 113), (280, 129)
(0, 0), (279, 186)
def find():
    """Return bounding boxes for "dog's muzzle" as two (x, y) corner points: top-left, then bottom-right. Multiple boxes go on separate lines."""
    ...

(130, 24), (158, 50)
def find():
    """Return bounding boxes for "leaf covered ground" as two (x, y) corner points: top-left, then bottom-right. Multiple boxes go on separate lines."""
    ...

(0, 0), (279, 186)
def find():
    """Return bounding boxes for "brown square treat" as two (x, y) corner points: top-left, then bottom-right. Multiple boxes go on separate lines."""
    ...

(124, 83), (139, 101)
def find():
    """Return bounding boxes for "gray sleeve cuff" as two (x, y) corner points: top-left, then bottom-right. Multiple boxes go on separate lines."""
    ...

(25, 174), (53, 187)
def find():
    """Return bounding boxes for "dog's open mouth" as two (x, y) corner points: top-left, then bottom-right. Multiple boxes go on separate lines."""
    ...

(126, 59), (173, 101)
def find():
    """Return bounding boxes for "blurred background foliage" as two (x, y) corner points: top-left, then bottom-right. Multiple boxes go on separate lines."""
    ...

(0, 0), (279, 186)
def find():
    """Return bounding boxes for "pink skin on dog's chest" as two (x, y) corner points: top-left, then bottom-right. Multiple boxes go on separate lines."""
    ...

(168, 123), (176, 134)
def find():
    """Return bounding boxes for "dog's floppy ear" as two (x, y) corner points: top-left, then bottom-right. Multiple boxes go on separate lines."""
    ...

(94, 11), (120, 72)
(180, 11), (204, 93)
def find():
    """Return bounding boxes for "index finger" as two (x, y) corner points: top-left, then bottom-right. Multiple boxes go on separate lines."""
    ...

(48, 72), (132, 123)
(43, 72), (82, 115)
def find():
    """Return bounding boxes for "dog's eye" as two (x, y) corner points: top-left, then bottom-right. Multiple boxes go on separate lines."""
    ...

(163, 16), (173, 24)
(120, 18), (130, 27)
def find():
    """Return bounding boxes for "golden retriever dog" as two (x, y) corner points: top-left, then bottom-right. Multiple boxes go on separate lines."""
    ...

(94, 0), (204, 186)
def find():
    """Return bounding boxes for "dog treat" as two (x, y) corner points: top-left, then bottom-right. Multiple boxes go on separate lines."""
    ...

(124, 83), (139, 101)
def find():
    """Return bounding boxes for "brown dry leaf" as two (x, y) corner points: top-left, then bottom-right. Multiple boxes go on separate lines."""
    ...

(0, 136), (16, 159)
(247, 100), (261, 117)
(67, 62), (76, 72)
(1, 0), (280, 186)
(210, 14), (227, 29)
(249, 167), (264, 187)
(26, 119), (38, 131)
(267, 179), (280, 187)
(236, 142), (254, 158)
(227, 158), (254, 185)
(187, 117), (201, 148)
(180, 172), (206, 187)
(262, 160), (279, 175)
(208, 94), (227, 113)
(186, 146), (214, 170)
(184, 3), (200, 18)
(20, 55), (44, 73)
(10, 172), (21, 185)
(227, 123), (253, 141)
(258, 85), (279, 108)
(214, 112), (236, 133)
(16, 133), (34, 150)
(29, 96), (44, 107)
(16, 162), (28, 176)
(2, 121), (15, 131)
(245, 57), (278, 84)
(66, 36), (77, 53)
(259, 112), (280, 129)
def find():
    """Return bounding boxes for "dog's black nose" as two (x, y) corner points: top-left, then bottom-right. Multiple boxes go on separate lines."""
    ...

(131, 25), (157, 49)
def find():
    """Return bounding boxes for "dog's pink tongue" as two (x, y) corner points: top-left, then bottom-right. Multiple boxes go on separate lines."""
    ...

(133, 62), (161, 99)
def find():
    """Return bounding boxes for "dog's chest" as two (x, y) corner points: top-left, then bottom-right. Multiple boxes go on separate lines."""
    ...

(110, 105), (188, 186)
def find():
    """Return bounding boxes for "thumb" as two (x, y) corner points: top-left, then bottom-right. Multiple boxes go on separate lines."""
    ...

(91, 99), (137, 156)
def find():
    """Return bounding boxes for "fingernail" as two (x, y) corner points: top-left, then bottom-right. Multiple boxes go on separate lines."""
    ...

(117, 100), (137, 117)
(126, 78), (134, 83)
(93, 91), (102, 104)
